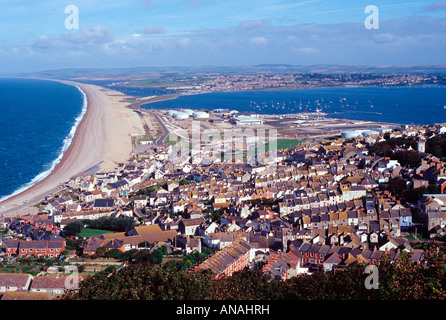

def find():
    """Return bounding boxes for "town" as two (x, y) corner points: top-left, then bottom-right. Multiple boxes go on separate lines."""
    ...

(112, 72), (446, 95)
(1, 109), (446, 300)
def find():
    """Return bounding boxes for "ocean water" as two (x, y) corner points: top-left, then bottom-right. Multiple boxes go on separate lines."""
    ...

(140, 85), (446, 125)
(0, 78), (86, 202)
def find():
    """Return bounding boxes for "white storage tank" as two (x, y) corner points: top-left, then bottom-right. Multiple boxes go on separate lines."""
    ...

(341, 130), (364, 138)
(361, 130), (380, 137)
(172, 111), (189, 119)
(192, 111), (209, 119)
(181, 109), (195, 116)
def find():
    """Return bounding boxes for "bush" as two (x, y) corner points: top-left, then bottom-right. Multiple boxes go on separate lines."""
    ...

(106, 249), (125, 259)
(84, 217), (134, 232)
(61, 247), (446, 300)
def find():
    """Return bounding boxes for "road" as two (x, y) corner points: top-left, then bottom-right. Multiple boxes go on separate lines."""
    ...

(149, 111), (170, 146)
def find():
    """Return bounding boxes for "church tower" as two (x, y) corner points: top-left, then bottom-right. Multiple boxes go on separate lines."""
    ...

(417, 136), (426, 153)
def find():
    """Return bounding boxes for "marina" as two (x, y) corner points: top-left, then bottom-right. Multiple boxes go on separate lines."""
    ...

(138, 85), (446, 125)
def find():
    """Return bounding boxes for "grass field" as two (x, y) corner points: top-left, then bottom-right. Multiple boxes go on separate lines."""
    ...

(230, 138), (304, 159)
(77, 228), (115, 238)
(259, 139), (304, 154)
(276, 139), (304, 150)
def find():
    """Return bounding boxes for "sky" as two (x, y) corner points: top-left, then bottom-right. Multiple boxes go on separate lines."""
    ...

(0, 0), (446, 73)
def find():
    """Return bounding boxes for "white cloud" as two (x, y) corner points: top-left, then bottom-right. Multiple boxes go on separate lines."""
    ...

(249, 36), (268, 46)
(176, 37), (192, 48)
(373, 33), (397, 44)
(2, 14), (446, 72)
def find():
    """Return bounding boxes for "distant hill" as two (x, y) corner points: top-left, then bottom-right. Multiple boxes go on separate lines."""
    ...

(4, 64), (446, 80)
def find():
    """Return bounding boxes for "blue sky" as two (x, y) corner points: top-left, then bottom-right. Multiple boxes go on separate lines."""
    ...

(0, 0), (445, 72)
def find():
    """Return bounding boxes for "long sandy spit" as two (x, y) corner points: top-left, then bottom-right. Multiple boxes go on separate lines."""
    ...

(0, 80), (145, 217)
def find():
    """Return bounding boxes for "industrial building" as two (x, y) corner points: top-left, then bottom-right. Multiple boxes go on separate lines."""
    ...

(233, 115), (264, 126)
(192, 111), (210, 119)
(172, 111), (190, 119)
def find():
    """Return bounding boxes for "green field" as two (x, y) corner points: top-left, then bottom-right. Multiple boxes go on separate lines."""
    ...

(260, 139), (304, 153)
(276, 139), (304, 150)
(226, 139), (305, 159)
(77, 228), (115, 238)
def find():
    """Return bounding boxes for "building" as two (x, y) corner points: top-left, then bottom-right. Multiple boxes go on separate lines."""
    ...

(172, 111), (190, 119)
(192, 111), (210, 119)
(233, 115), (264, 126)
(341, 185), (367, 202)
(190, 240), (254, 279)
(417, 136), (426, 153)
(179, 217), (206, 236)
(93, 198), (115, 210)
(133, 195), (148, 209)
(84, 224), (178, 254)
(5, 239), (66, 258)
(30, 276), (72, 296)
(0, 274), (33, 292)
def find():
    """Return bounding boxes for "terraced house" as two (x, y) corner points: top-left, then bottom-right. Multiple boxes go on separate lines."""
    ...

(5, 239), (66, 258)
(189, 240), (254, 279)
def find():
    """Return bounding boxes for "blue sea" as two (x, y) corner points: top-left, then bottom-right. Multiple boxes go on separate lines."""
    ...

(0, 78), (86, 202)
(139, 85), (446, 125)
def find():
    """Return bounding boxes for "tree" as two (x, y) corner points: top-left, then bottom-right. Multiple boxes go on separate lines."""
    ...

(390, 150), (422, 168)
(387, 177), (407, 198)
(378, 249), (446, 299)
(104, 265), (118, 274)
(84, 217), (134, 232)
(64, 221), (84, 236)
(106, 249), (125, 259)
(61, 247), (446, 301)
(96, 246), (108, 258)
(401, 185), (440, 204)
(213, 269), (283, 300)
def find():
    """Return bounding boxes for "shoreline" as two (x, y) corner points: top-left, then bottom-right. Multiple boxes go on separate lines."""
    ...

(0, 83), (88, 205)
(0, 80), (145, 217)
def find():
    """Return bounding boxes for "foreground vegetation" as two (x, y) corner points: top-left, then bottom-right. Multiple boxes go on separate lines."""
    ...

(62, 244), (446, 300)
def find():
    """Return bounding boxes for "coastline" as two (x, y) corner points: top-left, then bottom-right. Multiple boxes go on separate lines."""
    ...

(0, 83), (88, 205)
(0, 80), (145, 217)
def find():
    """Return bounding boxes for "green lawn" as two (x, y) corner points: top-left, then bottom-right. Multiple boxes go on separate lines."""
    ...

(77, 228), (115, 238)
(256, 139), (304, 154)
(276, 139), (304, 150)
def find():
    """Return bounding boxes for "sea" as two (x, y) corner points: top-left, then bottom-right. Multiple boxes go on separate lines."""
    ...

(138, 85), (446, 125)
(1, 80), (446, 204)
(0, 78), (86, 203)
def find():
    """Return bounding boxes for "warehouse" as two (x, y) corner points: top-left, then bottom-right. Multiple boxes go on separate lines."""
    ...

(233, 115), (263, 126)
